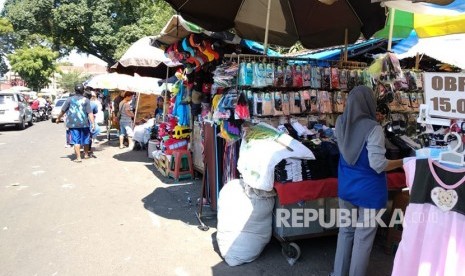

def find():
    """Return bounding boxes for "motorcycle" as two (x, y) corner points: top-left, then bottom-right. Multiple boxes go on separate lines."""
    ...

(32, 109), (40, 122)
(32, 104), (51, 122)
(38, 104), (52, 121)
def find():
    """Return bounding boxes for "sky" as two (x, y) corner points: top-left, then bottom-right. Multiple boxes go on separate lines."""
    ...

(59, 51), (108, 67)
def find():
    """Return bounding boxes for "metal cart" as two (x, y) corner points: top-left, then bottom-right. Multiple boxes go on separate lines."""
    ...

(272, 196), (339, 265)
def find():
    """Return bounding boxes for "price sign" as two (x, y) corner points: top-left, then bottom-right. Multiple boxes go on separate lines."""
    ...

(424, 72), (465, 119)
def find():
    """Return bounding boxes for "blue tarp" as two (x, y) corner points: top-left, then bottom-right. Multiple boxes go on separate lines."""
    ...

(392, 31), (420, 55)
(291, 38), (387, 60)
(240, 39), (281, 56)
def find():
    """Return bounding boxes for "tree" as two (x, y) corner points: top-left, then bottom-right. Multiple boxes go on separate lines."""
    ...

(3, 0), (175, 65)
(57, 69), (89, 93)
(0, 17), (14, 77)
(8, 46), (58, 91)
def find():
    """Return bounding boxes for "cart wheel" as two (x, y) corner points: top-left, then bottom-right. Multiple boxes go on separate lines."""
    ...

(198, 224), (209, 231)
(282, 242), (301, 261)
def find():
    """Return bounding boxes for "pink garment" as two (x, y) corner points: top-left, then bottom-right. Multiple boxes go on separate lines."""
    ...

(392, 158), (465, 276)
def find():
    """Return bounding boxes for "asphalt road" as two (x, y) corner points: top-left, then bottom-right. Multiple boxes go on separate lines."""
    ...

(0, 121), (394, 276)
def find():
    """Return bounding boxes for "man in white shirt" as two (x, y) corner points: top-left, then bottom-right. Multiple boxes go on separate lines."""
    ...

(37, 97), (47, 108)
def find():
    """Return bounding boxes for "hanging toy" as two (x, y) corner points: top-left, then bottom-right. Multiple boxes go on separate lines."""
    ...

(172, 125), (192, 139)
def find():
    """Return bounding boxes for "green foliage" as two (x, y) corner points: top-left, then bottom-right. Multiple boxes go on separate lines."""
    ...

(58, 70), (88, 93)
(3, 0), (175, 65)
(0, 18), (13, 34)
(7, 46), (59, 91)
(57, 61), (73, 66)
(0, 61), (8, 77)
(0, 17), (14, 76)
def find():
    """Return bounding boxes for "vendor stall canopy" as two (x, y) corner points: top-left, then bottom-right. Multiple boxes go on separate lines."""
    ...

(162, 0), (387, 49)
(152, 14), (279, 56)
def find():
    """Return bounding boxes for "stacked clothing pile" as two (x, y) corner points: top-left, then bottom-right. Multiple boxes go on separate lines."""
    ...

(274, 158), (307, 183)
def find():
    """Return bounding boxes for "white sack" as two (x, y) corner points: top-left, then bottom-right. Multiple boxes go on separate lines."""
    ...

(216, 179), (275, 266)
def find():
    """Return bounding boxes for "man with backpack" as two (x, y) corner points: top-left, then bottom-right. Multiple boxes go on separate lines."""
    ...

(56, 84), (95, 163)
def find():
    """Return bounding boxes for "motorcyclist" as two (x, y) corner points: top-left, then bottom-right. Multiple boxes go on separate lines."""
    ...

(30, 98), (40, 111)
(37, 97), (47, 108)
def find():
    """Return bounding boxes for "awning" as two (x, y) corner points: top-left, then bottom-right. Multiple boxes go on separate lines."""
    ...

(392, 31), (465, 69)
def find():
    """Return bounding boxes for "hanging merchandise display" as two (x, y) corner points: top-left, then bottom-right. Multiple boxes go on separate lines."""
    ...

(200, 52), (433, 264)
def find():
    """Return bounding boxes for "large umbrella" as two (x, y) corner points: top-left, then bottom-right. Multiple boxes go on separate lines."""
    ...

(162, 0), (386, 50)
(374, 7), (465, 40)
(110, 36), (181, 78)
(86, 73), (125, 90)
(392, 31), (465, 69)
(115, 36), (180, 68)
(374, 1), (465, 51)
(155, 15), (204, 46)
(378, 0), (465, 15)
(9, 86), (31, 92)
(86, 73), (165, 95)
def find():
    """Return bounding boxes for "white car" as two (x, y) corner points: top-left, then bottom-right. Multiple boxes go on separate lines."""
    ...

(51, 99), (67, 123)
(0, 91), (33, 129)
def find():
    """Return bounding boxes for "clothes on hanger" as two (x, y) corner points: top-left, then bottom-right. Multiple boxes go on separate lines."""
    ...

(392, 158), (465, 275)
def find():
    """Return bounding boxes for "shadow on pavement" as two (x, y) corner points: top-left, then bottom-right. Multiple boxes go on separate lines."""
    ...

(113, 148), (151, 163)
(0, 125), (32, 132)
(141, 164), (395, 275)
(141, 164), (217, 229)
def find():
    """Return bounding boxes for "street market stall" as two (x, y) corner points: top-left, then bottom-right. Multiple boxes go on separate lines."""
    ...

(148, 1), (464, 271)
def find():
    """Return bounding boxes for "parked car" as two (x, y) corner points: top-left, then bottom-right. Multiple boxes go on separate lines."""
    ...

(51, 99), (66, 123)
(57, 93), (70, 100)
(0, 91), (34, 129)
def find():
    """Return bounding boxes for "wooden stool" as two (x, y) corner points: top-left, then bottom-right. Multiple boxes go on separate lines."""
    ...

(168, 149), (194, 181)
(154, 154), (169, 177)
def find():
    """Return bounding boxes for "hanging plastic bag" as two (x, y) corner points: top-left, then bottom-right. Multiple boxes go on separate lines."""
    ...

(274, 63), (284, 87)
(284, 64), (293, 87)
(292, 65), (303, 87)
(265, 63), (274, 86)
(235, 92), (250, 120)
(303, 64), (311, 87)
(252, 62), (267, 88)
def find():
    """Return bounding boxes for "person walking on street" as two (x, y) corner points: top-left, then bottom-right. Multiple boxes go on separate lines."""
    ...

(56, 84), (95, 163)
(119, 92), (135, 149)
(331, 86), (403, 276)
(113, 90), (126, 119)
(84, 90), (99, 157)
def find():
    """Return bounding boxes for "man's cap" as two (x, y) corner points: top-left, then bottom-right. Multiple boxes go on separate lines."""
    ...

(74, 84), (85, 94)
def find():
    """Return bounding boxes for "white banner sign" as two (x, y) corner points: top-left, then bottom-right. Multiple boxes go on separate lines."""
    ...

(424, 72), (465, 119)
